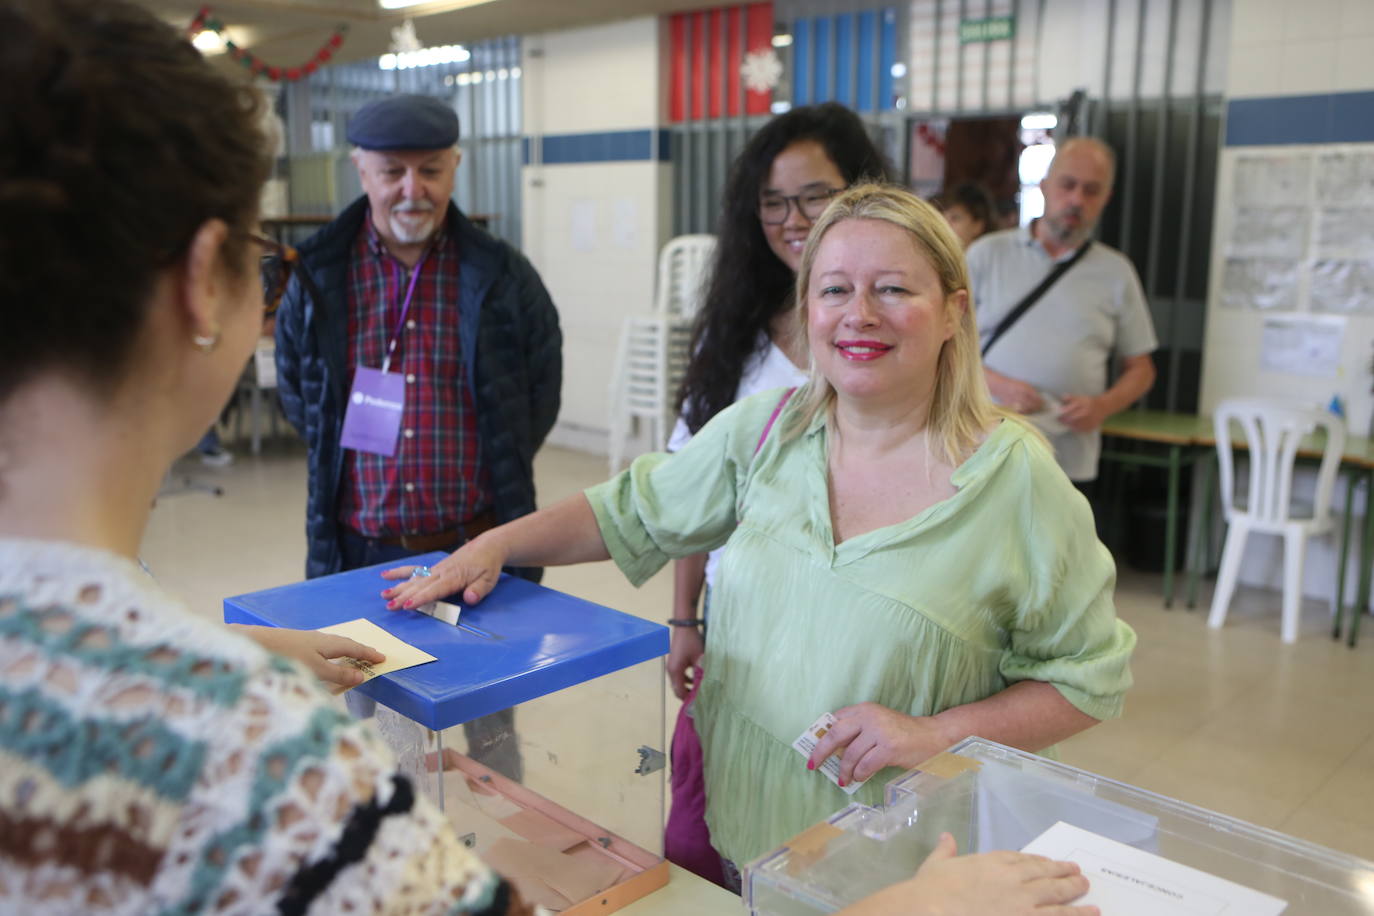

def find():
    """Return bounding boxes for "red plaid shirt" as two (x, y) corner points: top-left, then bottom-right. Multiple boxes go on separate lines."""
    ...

(338, 217), (489, 537)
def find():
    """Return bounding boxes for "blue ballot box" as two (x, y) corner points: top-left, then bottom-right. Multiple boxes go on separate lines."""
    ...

(224, 553), (671, 913)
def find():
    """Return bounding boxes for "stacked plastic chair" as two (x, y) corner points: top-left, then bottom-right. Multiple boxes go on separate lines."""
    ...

(607, 235), (715, 473)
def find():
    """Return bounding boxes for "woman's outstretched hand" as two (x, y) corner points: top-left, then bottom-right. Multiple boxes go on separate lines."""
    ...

(380, 534), (509, 608)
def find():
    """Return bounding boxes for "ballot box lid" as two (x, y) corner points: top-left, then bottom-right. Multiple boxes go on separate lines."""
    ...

(223, 552), (668, 730)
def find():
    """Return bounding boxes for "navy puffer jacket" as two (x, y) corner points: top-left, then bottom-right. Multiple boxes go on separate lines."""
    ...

(275, 198), (562, 579)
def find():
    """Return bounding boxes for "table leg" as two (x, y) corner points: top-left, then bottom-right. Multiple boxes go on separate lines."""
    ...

(1333, 469), (1358, 641)
(436, 728), (446, 811)
(1188, 451), (1216, 610)
(1164, 444), (1181, 608)
(1349, 469), (1374, 649)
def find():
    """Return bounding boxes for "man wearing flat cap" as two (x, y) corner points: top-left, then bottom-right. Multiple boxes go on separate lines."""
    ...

(276, 95), (562, 777)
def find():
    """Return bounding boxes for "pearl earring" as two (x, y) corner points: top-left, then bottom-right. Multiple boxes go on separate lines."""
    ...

(192, 326), (221, 352)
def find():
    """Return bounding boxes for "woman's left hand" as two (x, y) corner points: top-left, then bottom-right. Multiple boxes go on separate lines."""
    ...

(807, 702), (954, 787)
(231, 624), (386, 690)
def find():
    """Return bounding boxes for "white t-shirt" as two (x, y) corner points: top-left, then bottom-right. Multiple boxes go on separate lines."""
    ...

(667, 332), (809, 592)
(967, 225), (1158, 481)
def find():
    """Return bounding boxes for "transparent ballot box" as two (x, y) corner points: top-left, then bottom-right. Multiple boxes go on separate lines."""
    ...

(224, 552), (669, 913)
(745, 738), (1374, 915)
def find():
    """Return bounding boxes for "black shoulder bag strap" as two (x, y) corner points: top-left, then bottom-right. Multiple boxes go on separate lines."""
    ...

(980, 240), (1093, 358)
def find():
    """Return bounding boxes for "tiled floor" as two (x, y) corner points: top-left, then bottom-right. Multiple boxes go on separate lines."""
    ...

(146, 438), (1374, 862)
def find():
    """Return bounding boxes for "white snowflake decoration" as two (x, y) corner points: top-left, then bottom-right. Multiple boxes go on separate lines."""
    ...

(741, 48), (782, 94)
(390, 19), (422, 54)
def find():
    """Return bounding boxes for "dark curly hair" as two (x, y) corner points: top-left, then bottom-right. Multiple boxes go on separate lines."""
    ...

(0, 0), (272, 401)
(676, 102), (892, 434)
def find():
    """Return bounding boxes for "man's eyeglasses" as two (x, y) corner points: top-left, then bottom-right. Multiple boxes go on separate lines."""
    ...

(757, 187), (842, 225)
(249, 233), (298, 317)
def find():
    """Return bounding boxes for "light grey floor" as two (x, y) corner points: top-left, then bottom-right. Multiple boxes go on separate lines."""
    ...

(146, 437), (1374, 862)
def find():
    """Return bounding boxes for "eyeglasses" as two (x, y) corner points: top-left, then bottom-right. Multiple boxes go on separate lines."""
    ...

(248, 233), (298, 318)
(757, 187), (842, 225)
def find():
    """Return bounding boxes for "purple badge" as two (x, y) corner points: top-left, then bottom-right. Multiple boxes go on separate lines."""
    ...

(340, 367), (405, 456)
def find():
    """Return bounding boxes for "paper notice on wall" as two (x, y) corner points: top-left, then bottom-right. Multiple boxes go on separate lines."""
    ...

(1310, 259), (1374, 314)
(1233, 154), (1311, 207)
(1316, 207), (1374, 255)
(1260, 314), (1345, 378)
(611, 198), (638, 249)
(1228, 206), (1309, 257)
(570, 199), (597, 252)
(1317, 149), (1374, 205)
(1220, 258), (1299, 311)
(1022, 822), (1287, 915)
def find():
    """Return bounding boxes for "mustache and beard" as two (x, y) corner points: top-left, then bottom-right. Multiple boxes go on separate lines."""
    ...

(1041, 204), (1094, 248)
(386, 199), (439, 244)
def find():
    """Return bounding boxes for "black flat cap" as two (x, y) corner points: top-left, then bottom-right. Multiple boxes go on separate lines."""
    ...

(346, 94), (460, 150)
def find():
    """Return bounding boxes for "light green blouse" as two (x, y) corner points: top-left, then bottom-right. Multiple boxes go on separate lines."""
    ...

(585, 388), (1135, 866)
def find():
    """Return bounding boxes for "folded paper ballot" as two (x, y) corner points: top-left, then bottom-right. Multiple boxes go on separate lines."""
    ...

(316, 617), (437, 694)
(1021, 821), (1287, 915)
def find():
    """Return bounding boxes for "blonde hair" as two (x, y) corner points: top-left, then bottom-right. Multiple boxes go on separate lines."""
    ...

(785, 182), (1014, 466)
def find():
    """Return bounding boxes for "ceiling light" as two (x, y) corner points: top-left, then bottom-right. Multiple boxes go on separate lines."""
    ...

(1021, 112), (1058, 131)
(192, 30), (225, 54)
(377, 43), (470, 71)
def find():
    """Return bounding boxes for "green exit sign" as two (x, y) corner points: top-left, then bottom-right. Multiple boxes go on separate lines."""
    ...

(959, 15), (1016, 43)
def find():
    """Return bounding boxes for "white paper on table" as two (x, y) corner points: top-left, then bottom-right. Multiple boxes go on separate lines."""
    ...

(1021, 821), (1287, 915)
(1259, 314), (1344, 378)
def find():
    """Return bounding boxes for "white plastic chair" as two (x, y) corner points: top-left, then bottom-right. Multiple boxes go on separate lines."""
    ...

(653, 234), (715, 319)
(606, 315), (691, 472)
(1207, 399), (1346, 643)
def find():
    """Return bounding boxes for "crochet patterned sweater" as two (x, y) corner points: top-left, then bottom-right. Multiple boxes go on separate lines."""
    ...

(0, 537), (529, 915)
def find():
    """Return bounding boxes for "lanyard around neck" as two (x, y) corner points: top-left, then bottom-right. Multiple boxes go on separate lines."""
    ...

(381, 249), (430, 374)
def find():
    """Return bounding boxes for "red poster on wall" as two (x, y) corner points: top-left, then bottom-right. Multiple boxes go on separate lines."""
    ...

(667, 2), (774, 123)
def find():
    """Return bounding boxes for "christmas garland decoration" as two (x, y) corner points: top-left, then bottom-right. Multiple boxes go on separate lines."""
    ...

(187, 6), (347, 82)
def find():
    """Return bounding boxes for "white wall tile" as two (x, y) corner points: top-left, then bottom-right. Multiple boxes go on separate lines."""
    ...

(1334, 35), (1374, 93)
(1227, 41), (1285, 98)
(1279, 39), (1339, 96)
(523, 17), (660, 136)
(1230, 0), (1287, 45)
(1340, 0), (1374, 35)
(1281, 0), (1345, 43)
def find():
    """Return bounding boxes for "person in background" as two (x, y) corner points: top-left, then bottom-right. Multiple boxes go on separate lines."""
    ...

(966, 138), (1157, 493)
(665, 101), (892, 885)
(387, 183), (1132, 892)
(275, 92), (563, 779)
(938, 182), (998, 250)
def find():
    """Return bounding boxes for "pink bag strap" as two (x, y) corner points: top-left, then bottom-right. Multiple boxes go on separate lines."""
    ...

(754, 387), (797, 456)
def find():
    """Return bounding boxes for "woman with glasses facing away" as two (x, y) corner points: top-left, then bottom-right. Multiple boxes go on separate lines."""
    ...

(0, 2), (1098, 913)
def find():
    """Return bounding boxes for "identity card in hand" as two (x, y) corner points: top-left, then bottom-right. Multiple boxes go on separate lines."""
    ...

(792, 712), (866, 796)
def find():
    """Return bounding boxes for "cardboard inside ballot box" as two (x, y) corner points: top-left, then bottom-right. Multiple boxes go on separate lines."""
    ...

(432, 748), (668, 914)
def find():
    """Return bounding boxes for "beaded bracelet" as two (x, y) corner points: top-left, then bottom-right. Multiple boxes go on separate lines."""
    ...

(666, 618), (704, 628)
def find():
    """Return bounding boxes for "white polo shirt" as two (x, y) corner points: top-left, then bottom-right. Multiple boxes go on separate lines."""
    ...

(967, 224), (1157, 481)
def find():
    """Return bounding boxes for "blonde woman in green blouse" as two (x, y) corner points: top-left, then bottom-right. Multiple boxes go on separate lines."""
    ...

(386, 183), (1135, 877)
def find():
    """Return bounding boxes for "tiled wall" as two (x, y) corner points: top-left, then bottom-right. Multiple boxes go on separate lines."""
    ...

(521, 17), (673, 455)
(1201, 0), (1374, 605)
